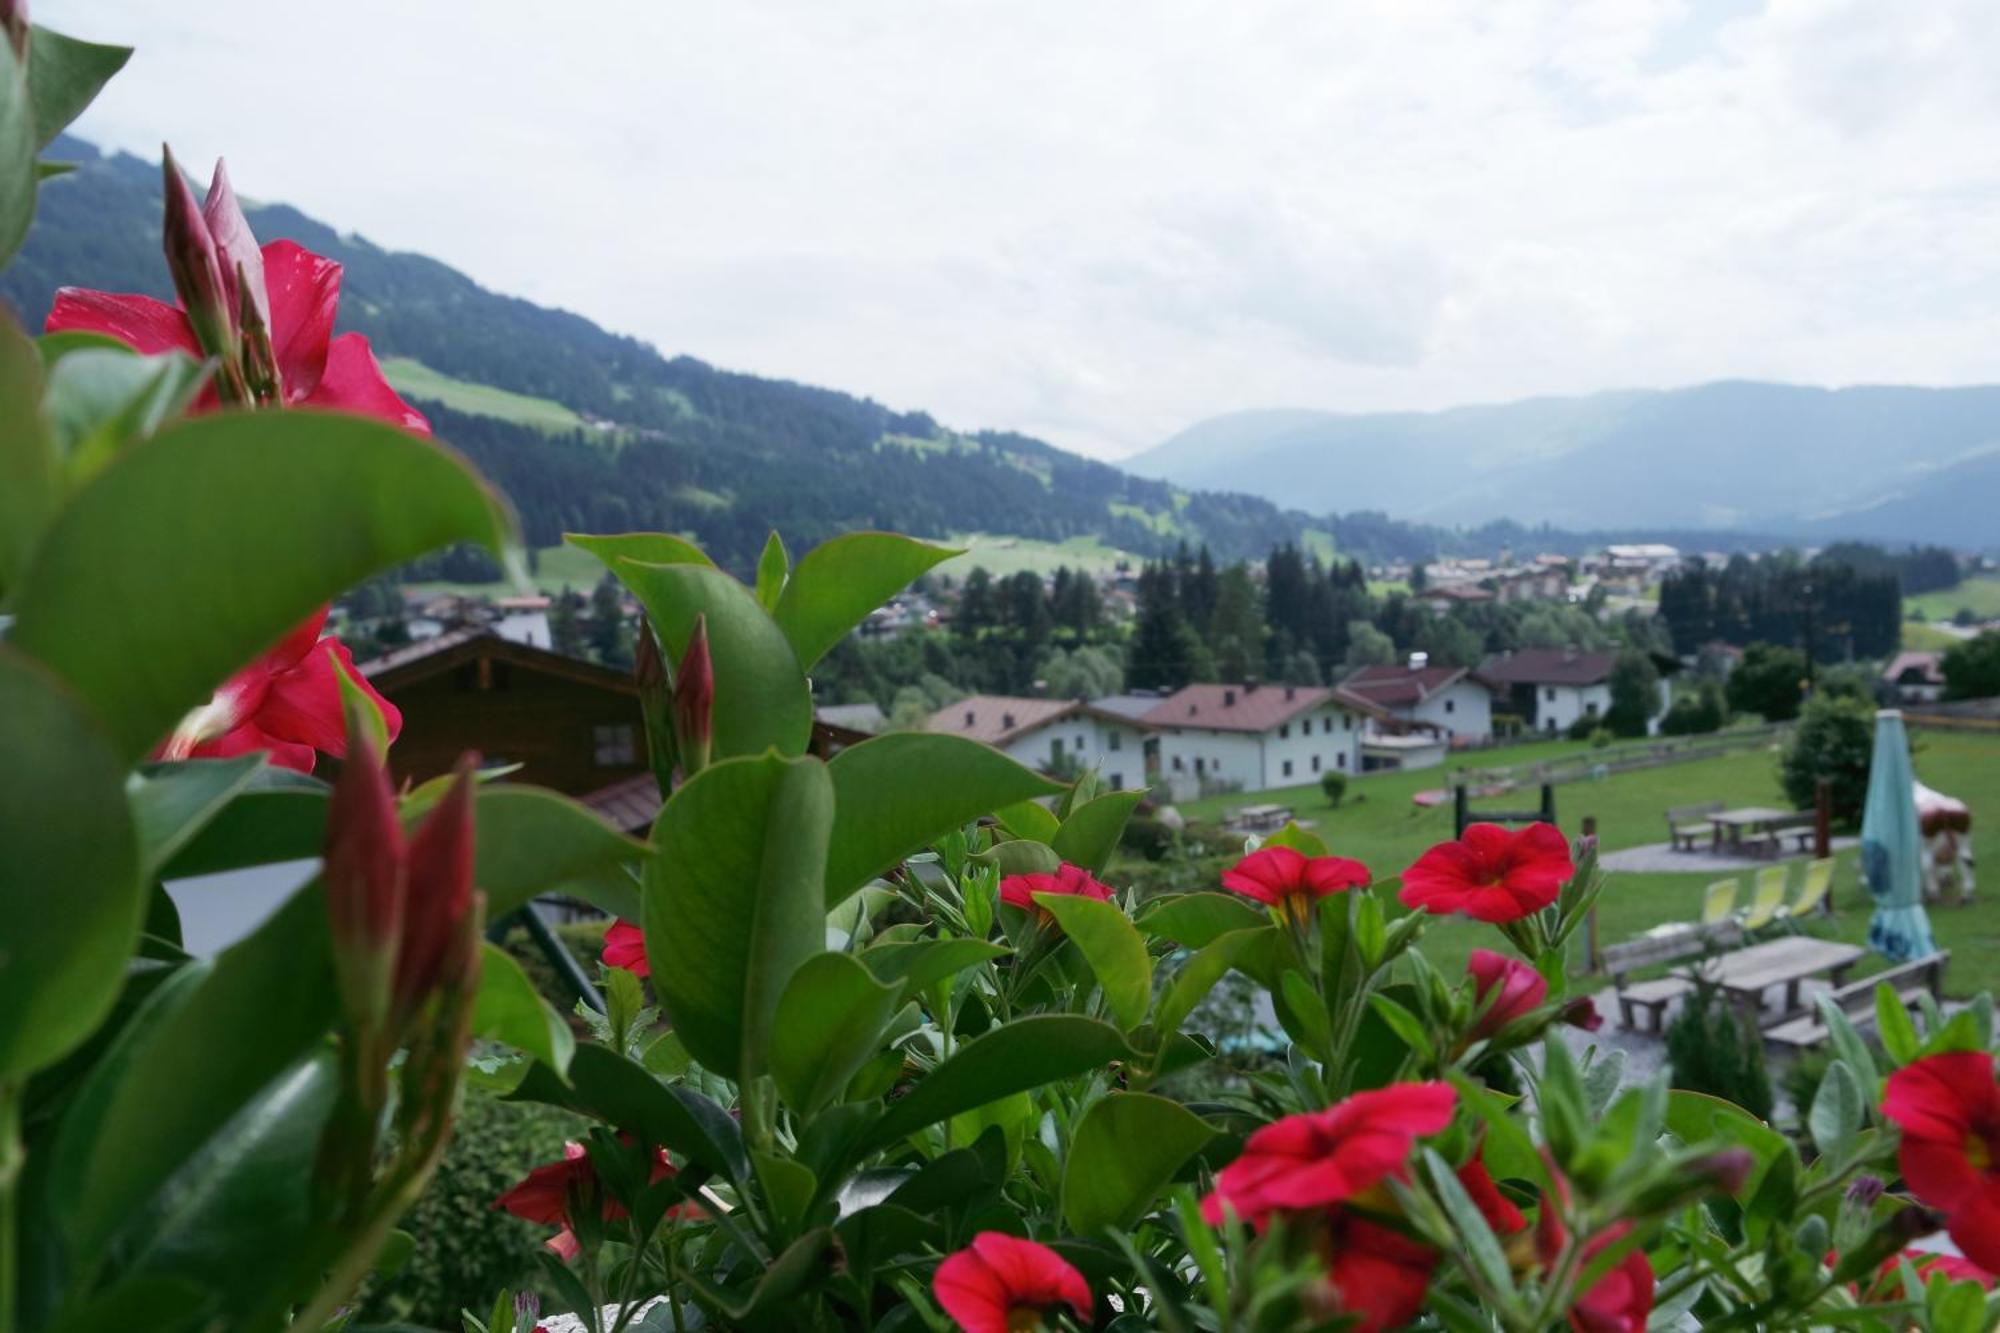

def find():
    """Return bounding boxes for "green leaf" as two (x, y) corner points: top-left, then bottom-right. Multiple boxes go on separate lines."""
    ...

(1816, 993), (1882, 1089)
(469, 787), (651, 919)
(48, 884), (336, 1275)
(1874, 983), (1921, 1067)
(861, 1015), (1130, 1151)
(1035, 894), (1152, 1030)
(10, 411), (517, 763)
(1154, 927), (1269, 1037)
(473, 943), (576, 1077)
(155, 770), (329, 879)
(754, 1150), (818, 1237)
(1277, 969), (1331, 1054)
(1808, 1061), (1865, 1163)
(859, 938), (1010, 1002)
(510, 1045), (748, 1186)
(824, 732), (1061, 904)
(1366, 993), (1434, 1063)
(1051, 789), (1147, 875)
(643, 753), (833, 1081)
(44, 347), (209, 486)
(1262, 822), (1330, 857)
(994, 798), (1061, 844)
(1663, 1089), (1788, 1197)
(127, 757), (267, 881)
(611, 559), (813, 761)
(770, 952), (901, 1115)
(755, 530), (789, 610)
(0, 36), (35, 266)
(1421, 1147), (1515, 1300)
(26, 25), (131, 147)
(0, 311), (56, 595)
(771, 531), (959, 670)
(0, 647), (144, 1079)
(1136, 892), (1268, 948)
(565, 530), (712, 569)
(1061, 1093), (1215, 1234)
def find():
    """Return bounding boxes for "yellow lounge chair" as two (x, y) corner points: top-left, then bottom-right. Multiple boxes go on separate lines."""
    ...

(1741, 865), (1790, 931)
(1779, 857), (1835, 927)
(1700, 878), (1739, 926)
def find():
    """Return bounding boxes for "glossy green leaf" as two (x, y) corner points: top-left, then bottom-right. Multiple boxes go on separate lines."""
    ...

(825, 732), (1060, 904)
(1874, 982), (1921, 1067)
(0, 36), (34, 265)
(1422, 1147), (1515, 1300)
(27, 25), (132, 147)
(45, 347), (209, 486)
(1062, 1093), (1215, 1234)
(994, 798), (1061, 844)
(0, 647), (144, 1079)
(968, 836), (1061, 879)
(471, 786), (650, 919)
(694, 1227), (839, 1322)
(754, 1150), (818, 1237)
(643, 753), (833, 1081)
(861, 1015), (1130, 1151)
(771, 531), (959, 670)
(756, 530), (789, 609)
(0, 312), (55, 595)
(49, 884), (336, 1274)
(1808, 1060), (1864, 1162)
(1052, 789), (1147, 875)
(1036, 893), (1151, 1030)
(1136, 892), (1268, 948)
(1664, 1089), (1788, 1202)
(510, 1045), (748, 1186)
(565, 530), (712, 569)
(10, 410), (517, 763)
(1154, 927), (1269, 1037)
(473, 942), (575, 1077)
(859, 937), (1010, 1001)
(612, 559), (813, 760)
(1262, 822), (1330, 857)
(128, 757), (267, 881)
(156, 768), (329, 879)
(770, 952), (901, 1115)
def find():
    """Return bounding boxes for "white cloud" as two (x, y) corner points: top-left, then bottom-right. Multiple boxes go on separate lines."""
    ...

(40, 0), (2000, 458)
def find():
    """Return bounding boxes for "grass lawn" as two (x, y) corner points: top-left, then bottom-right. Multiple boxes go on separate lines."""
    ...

(1899, 621), (1966, 652)
(1905, 573), (2000, 623)
(399, 542), (612, 599)
(1144, 730), (2000, 995)
(383, 357), (586, 433)
(938, 533), (1139, 579)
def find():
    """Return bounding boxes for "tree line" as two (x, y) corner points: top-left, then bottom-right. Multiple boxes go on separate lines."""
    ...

(1656, 551), (1904, 660)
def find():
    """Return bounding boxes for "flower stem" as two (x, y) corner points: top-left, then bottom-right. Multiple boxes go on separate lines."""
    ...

(0, 1080), (20, 1333)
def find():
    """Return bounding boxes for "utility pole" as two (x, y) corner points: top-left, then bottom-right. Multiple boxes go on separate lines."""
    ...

(1800, 577), (1816, 694)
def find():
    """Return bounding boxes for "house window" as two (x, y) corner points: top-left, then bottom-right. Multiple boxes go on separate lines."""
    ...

(1075, 733), (1086, 750)
(1279, 723), (1290, 739)
(1311, 755), (1321, 773)
(1585, 701), (1600, 717)
(1110, 774), (1125, 790)
(1195, 757), (1206, 775)
(1171, 755), (1184, 772)
(1444, 699), (1455, 714)
(1337, 752), (1347, 768)
(593, 723), (637, 766)
(1343, 715), (1352, 731)
(1051, 737), (1065, 763)
(1282, 759), (1293, 778)
(1108, 730), (1122, 752)
(1544, 687), (1556, 702)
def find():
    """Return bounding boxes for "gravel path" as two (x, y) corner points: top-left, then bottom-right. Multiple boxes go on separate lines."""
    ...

(1600, 837), (1858, 875)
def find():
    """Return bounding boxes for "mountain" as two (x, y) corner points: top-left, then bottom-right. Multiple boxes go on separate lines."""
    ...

(1132, 384), (2000, 552)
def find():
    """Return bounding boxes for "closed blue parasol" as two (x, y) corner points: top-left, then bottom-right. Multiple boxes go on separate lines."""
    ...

(1863, 709), (1936, 961)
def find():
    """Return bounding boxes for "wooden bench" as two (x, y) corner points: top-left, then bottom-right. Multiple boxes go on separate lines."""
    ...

(1763, 952), (1950, 1050)
(1665, 802), (1724, 852)
(1602, 921), (1745, 1033)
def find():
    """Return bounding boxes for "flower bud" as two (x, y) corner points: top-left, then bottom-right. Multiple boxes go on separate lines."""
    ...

(672, 614), (714, 775)
(1559, 995), (1603, 1033)
(395, 753), (478, 1015)
(633, 616), (678, 792)
(201, 159), (269, 335)
(160, 146), (236, 366)
(1844, 1175), (1885, 1208)
(0, 0), (27, 64)
(324, 708), (405, 1044)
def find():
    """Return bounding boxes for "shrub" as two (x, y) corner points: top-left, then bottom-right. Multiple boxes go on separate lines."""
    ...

(1318, 770), (1348, 807)
(1727, 642), (1808, 721)
(1659, 681), (1727, 736)
(1780, 692), (1874, 825)
(1120, 814), (1177, 862)
(1666, 983), (1774, 1120)
(1604, 650), (1660, 738)
(1942, 630), (2000, 700)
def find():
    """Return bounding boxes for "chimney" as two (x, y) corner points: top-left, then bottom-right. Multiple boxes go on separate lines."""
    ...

(1187, 703), (1197, 717)
(1223, 688), (1237, 707)
(1409, 651), (1429, 671)
(1284, 685), (1296, 700)
(964, 709), (975, 727)
(1002, 711), (1016, 730)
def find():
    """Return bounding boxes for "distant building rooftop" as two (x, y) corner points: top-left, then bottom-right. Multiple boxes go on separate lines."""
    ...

(1141, 682), (1385, 733)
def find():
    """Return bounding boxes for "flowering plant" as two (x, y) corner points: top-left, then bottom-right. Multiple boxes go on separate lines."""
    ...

(0, 18), (1997, 1333)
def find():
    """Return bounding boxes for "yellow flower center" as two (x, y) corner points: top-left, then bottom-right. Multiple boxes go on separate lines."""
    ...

(1967, 1134), (1993, 1172)
(1007, 1308), (1047, 1332)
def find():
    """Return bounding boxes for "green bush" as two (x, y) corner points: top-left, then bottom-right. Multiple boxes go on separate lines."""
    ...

(1120, 814), (1177, 862)
(1659, 682), (1727, 736)
(358, 1089), (588, 1327)
(1666, 983), (1774, 1120)
(1319, 770), (1348, 808)
(501, 917), (611, 1009)
(1780, 693), (1873, 826)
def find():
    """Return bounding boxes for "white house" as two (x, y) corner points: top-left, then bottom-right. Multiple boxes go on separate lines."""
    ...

(1141, 683), (1384, 799)
(927, 695), (1151, 791)
(1339, 660), (1496, 746)
(1479, 648), (1676, 735)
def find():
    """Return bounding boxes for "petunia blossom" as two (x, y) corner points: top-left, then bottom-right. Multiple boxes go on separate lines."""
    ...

(932, 1231), (1091, 1333)
(1201, 1082), (1456, 1228)
(1221, 844), (1372, 923)
(1457, 1156), (1528, 1237)
(1466, 948), (1549, 1040)
(1562, 1225), (1655, 1333)
(158, 607), (401, 773)
(999, 862), (1116, 924)
(602, 920), (649, 977)
(1311, 1215), (1437, 1333)
(1881, 1051), (2000, 1273)
(495, 1140), (692, 1261)
(1399, 822), (1575, 924)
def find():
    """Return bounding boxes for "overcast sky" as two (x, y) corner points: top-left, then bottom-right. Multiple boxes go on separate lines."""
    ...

(44, 0), (2000, 460)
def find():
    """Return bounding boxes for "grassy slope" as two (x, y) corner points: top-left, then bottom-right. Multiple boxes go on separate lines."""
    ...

(1905, 573), (2000, 622)
(400, 542), (610, 598)
(937, 533), (1139, 579)
(383, 357), (586, 433)
(1151, 730), (2000, 994)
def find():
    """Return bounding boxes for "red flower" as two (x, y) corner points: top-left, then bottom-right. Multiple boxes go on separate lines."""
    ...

(46, 156), (430, 428)
(1312, 1215), (1436, 1333)
(1000, 862), (1116, 919)
(932, 1232), (1091, 1333)
(1221, 845), (1371, 919)
(1457, 1157), (1528, 1236)
(1466, 948), (1548, 1040)
(155, 607), (401, 773)
(1564, 1225), (1654, 1333)
(495, 1140), (691, 1260)
(603, 920), (649, 977)
(1201, 1082), (1456, 1227)
(1899, 1250), (1995, 1288)
(1561, 995), (1604, 1033)
(1882, 1051), (2000, 1272)
(1399, 822), (1574, 924)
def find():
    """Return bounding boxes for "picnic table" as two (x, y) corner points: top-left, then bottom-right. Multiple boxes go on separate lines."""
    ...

(1229, 803), (1292, 833)
(1709, 806), (1801, 856)
(1680, 936), (1865, 1019)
